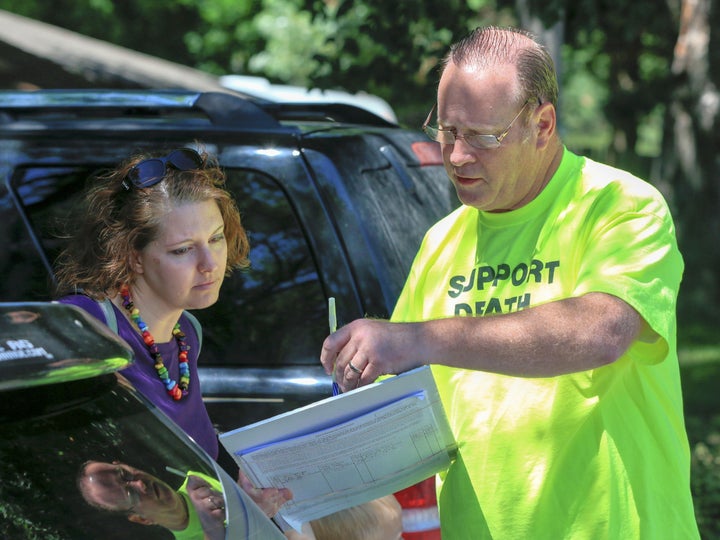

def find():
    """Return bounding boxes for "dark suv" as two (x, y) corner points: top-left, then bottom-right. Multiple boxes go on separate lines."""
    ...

(1, 89), (457, 538)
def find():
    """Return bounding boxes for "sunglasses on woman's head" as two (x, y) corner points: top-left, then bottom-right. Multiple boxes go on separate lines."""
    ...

(122, 148), (204, 190)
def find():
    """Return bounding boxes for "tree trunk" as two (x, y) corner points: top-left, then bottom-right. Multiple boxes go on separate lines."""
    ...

(662, 0), (720, 332)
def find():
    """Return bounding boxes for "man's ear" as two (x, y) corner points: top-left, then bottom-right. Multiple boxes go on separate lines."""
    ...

(127, 513), (153, 526)
(534, 102), (556, 150)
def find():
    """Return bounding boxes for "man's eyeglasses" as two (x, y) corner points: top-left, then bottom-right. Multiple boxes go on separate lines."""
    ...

(422, 99), (534, 149)
(122, 148), (203, 190)
(115, 466), (141, 513)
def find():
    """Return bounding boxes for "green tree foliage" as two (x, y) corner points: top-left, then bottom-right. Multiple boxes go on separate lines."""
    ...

(660, 0), (720, 341)
(0, 0), (199, 66)
(263, 0), (495, 124)
(565, 0), (677, 164)
(512, 0), (678, 161)
(176, 0), (264, 75)
(174, 0), (509, 124)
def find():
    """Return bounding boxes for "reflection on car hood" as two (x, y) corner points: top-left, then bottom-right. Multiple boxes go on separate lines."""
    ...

(0, 302), (133, 390)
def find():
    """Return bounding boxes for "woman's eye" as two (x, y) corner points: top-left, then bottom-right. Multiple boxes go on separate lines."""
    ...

(171, 247), (190, 255)
(210, 233), (226, 244)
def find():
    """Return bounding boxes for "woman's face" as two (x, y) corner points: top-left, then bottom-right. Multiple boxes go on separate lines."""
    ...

(132, 199), (228, 313)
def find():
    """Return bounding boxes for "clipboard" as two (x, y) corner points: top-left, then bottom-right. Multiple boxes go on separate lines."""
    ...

(219, 366), (456, 531)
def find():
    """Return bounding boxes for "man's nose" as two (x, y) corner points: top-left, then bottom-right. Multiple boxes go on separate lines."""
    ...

(448, 137), (477, 167)
(127, 478), (147, 495)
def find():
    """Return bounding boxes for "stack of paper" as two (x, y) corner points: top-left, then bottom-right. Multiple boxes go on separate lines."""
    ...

(219, 366), (457, 532)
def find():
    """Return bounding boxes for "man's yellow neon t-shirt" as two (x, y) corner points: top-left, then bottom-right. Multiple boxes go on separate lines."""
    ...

(392, 148), (698, 539)
(174, 471), (224, 540)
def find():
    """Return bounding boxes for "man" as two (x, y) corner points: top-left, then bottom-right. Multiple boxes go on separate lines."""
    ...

(321, 26), (699, 538)
(77, 460), (226, 540)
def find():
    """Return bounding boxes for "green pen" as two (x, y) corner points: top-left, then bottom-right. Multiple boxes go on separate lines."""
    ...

(329, 297), (341, 395)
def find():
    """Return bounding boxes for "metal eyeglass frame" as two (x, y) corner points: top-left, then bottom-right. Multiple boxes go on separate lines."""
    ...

(422, 99), (535, 149)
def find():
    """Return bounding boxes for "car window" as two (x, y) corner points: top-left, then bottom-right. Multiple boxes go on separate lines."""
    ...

(301, 133), (457, 313)
(7, 165), (326, 368)
(0, 166), (85, 302)
(196, 169), (326, 367)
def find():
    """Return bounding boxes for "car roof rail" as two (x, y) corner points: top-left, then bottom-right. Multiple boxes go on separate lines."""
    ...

(262, 101), (397, 127)
(0, 89), (397, 129)
(193, 92), (280, 127)
(0, 89), (282, 129)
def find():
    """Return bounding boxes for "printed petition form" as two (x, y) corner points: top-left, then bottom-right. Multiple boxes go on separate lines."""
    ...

(220, 366), (457, 532)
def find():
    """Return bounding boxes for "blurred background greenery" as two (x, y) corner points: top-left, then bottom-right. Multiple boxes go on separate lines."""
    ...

(0, 0), (717, 535)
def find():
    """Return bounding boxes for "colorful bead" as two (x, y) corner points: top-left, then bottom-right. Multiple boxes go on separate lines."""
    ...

(120, 284), (190, 401)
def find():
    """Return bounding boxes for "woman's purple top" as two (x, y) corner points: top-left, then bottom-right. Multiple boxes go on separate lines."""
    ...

(59, 294), (219, 460)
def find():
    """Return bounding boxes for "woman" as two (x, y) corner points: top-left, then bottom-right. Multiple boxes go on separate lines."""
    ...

(55, 146), (291, 516)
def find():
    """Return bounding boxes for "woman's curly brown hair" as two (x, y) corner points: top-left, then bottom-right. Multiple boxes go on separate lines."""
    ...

(54, 146), (250, 300)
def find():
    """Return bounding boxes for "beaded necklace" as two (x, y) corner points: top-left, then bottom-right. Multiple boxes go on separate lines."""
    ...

(120, 284), (190, 401)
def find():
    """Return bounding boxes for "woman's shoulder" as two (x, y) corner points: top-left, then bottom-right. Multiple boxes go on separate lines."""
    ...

(57, 294), (108, 324)
(179, 310), (203, 351)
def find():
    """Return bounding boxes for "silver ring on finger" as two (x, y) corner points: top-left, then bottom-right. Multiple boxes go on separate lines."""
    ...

(348, 361), (363, 374)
